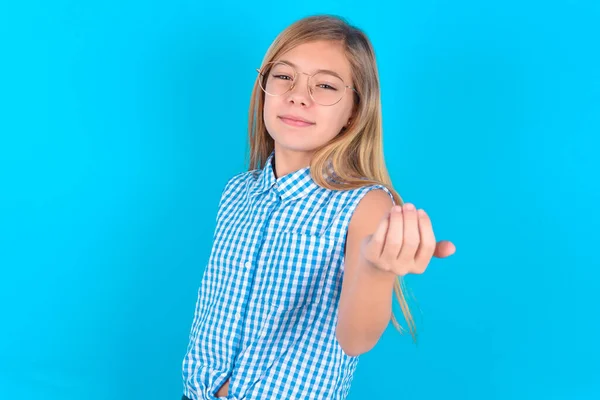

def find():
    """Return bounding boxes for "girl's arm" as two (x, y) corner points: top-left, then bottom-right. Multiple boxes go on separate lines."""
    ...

(335, 189), (397, 357)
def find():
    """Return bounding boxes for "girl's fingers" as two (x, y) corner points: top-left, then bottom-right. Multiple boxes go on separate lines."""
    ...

(397, 203), (420, 263)
(384, 206), (404, 260)
(414, 209), (436, 268)
(371, 209), (391, 258)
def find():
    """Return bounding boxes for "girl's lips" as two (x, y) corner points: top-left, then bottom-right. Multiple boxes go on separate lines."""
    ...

(279, 116), (315, 127)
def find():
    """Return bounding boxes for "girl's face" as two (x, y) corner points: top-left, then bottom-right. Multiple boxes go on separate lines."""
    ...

(263, 40), (355, 159)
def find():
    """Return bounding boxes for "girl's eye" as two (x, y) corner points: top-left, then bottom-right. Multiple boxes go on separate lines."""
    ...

(273, 74), (292, 80)
(317, 84), (337, 91)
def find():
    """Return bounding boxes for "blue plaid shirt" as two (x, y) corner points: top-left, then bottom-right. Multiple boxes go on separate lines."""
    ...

(182, 150), (395, 400)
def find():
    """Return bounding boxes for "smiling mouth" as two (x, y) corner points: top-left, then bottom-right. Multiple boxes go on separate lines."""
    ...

(278, 116), (315, 127)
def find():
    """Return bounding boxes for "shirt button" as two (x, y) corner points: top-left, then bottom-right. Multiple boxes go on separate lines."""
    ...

(236, 313), (242, 319)
(244, 261), (251, 269)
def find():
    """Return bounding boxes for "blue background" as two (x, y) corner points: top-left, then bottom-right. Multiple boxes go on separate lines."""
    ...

(1, 1), (598, 399)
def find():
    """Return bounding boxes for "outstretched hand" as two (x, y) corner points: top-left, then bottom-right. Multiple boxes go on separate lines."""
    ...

(360, 203), (455, 276)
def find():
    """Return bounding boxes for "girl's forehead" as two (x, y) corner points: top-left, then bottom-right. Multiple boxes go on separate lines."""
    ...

(278, 41), (352, 79)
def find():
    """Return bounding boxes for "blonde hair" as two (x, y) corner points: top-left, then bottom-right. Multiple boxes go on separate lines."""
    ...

(246, 14), (419, 343)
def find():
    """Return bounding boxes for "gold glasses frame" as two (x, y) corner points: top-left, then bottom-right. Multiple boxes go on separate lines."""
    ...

(256, 60), (359, 106)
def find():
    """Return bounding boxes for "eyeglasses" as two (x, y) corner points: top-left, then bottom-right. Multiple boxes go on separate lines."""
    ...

(256, 61), (359, 106)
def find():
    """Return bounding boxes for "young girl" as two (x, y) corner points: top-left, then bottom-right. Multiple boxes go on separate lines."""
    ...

(181, 14), (455, 400)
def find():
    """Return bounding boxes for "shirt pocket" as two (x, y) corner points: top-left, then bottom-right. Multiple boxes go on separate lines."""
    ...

(260, 230), (336, 311)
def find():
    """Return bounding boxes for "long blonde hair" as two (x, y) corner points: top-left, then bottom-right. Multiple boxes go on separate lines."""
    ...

(246, 14), (419, 343)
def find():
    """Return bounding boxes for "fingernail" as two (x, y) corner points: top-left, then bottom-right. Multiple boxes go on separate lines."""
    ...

(404, 203), (415, 211)
(393, 206), (403, 213)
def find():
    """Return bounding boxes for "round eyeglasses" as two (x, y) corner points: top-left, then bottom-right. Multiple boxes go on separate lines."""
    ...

(256, 61), (359, 106)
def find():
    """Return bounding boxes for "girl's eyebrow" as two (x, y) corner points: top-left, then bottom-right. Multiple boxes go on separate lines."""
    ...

(278, 59), (345, 81)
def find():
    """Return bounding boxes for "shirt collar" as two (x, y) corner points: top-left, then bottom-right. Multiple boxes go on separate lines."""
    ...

(252, 150), (326, 202)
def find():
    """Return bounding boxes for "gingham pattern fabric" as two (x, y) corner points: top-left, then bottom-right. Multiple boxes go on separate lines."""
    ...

(182, 150), (395, 400)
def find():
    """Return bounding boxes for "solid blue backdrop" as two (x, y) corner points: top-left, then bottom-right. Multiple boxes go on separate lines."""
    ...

(1, 1), (598, 399)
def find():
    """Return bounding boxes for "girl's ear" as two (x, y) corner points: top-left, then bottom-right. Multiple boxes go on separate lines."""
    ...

(348, 102), (358, 124)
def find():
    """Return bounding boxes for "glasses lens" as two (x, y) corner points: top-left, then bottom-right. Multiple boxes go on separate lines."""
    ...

(309, 72), (346, 105)
(259, 62), (295, 96)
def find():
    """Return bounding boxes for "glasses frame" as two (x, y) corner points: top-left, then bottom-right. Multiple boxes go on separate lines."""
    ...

(256, 61), (359, 106)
